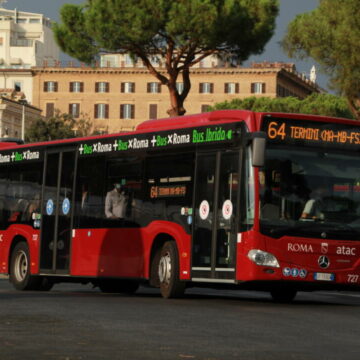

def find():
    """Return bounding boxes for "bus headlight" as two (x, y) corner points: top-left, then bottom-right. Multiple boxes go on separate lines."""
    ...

(248, 249), (280, 268)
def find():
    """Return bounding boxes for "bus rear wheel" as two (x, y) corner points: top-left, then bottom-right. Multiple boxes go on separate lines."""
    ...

(158, 241), (185, 299)
(9, 242), (44, 291)
(270, 288), (297, 303)
(98, 279), (139, 294)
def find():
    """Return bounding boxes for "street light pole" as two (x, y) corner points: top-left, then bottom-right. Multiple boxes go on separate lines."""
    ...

(21, 103), (25, 140)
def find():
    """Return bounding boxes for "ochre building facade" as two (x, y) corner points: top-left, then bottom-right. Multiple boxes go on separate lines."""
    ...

(32, 62), (320, 134)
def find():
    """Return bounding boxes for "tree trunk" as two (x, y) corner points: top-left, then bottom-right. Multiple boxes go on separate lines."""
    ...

(166, 84), (186, 117)
(347, 97), (360, 120)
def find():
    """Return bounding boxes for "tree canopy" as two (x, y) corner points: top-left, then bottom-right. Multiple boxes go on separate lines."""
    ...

(25, 111), (94, 143)
(282, 0), (360, 119)
(210, 93), (354, 119)
(54, 0), (279, 116)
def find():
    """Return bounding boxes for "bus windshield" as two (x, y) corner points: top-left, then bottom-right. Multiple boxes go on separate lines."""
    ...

(259, 147), (360, 240)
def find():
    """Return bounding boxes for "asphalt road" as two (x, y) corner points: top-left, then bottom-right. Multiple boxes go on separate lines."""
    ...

(0, 278), (360, 360)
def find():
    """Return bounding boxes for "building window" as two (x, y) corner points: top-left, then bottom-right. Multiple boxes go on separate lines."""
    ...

(149, 56), (160, 67)
(70, 82), (84, 92)
(101, 55), (118, 67)
(121, 82), (135, 93)
(29, 18), (41, 23)
(46, 103), (55, 118)
(14, 81), (22, 91)
(95, 82), (109, 93)
(199, 82), (214, 94)
(176, 82), (184, 94)
(69, 103), (80, 118)
(276, 84), (298, 98)
(120, 104), (135, 119)
(224, 83), (239, 94)
(94, 104), (109, 119)
(147, 82), (161, 93)
(44, 81), (58, 92)
(124, 54), (134, 66)
(149, 104), (158, 119)
(251, 82), (266, 94)
(201, 105), (210, 113)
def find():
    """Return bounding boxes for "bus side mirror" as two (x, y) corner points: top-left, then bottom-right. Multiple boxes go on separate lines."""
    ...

(250, 132), (266, 167)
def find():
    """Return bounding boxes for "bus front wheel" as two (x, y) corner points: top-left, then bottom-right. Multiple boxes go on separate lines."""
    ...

(9, 242), (43, 291)
(158, 241), (185, 299)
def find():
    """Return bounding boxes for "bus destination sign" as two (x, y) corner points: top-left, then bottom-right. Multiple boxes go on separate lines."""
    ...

(78, 124), (236, 156)
(263, 117), (360, 150)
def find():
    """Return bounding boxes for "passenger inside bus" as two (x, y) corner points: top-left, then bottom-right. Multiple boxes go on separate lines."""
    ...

(24, 193), (41, 221)
(105, 181), (129, 219)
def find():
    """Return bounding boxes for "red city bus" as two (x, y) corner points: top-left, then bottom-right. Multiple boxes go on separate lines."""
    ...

(1, 109), (360, 301)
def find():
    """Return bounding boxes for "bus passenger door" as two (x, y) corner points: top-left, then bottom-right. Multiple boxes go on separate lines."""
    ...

(40, 150), (76, 274)
(192, 151), (238, 282)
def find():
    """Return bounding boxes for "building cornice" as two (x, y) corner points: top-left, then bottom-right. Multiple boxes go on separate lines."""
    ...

(32, 66), (282, 75)
(32, 65), (320, 91)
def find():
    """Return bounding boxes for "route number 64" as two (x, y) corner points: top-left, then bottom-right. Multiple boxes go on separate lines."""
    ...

(267, 121), (286, 140)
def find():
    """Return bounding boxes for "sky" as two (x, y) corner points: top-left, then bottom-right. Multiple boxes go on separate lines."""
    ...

(3, 0), (328, 90)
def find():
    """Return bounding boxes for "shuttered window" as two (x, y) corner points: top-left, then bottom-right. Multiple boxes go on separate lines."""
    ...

(94, 104), (109, 119)
(199, 83), (214, 94)
(147, 82), (161, 93)
(121, 82), (136, 93)
(69, 103), (80, 118)
(224, 83), (239, 94)
(46, 103), (54, 118)
(120, 104), (135, 119)
(43, 81), (58, 92)
(251, 82), (266, 94)
(149, 104), (157, 119)
(69, 82), (84, 92)
(95, 82), (109, 93)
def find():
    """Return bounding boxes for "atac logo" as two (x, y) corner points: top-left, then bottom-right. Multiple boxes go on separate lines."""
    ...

(287, 243), (314, 253)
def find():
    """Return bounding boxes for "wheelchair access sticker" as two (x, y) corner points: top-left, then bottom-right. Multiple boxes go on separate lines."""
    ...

(62, 198), (70, 215)
(46, 199), (54, 215)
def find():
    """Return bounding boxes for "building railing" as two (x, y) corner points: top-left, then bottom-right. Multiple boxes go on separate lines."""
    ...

(10, 38), (33, 47)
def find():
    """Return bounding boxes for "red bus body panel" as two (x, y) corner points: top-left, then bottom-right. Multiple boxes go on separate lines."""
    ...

(70, 221), (191, 279)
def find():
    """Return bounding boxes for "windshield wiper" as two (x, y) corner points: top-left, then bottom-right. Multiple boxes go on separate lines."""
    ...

(268, 223), (315, 237)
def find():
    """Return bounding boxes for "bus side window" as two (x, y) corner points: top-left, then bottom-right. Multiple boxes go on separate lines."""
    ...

(74, 157), (106, 228)
(105, 158), (143, 225)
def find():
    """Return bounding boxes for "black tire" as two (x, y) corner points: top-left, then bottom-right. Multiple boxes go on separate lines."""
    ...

(150, 247), (161, 288)
(270, 288), (297, 303)
(37, 277), (54, 291)
(98, 279), (139, 294)
(9, 242), (42, 291)
(158, 241), (185, 299)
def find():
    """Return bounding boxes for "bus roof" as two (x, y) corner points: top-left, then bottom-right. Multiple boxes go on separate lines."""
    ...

(0, 110), (357, 151)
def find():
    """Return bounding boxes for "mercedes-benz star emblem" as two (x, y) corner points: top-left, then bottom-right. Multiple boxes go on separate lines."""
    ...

(318, 255), (330, 269)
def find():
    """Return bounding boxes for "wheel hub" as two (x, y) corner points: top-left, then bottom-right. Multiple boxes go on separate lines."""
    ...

(14, 250), (28, 282)
(158, 252), (171, 285)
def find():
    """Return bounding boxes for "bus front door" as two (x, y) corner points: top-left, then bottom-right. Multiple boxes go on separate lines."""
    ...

(192, 151), (239, 283)
(40, 150), (76, 274)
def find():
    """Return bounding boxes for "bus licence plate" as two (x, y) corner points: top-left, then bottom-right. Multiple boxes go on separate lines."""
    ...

(314, 272), (335, 281)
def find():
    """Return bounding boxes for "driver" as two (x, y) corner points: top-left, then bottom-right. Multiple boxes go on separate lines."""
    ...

(300, 184), (329, 220)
